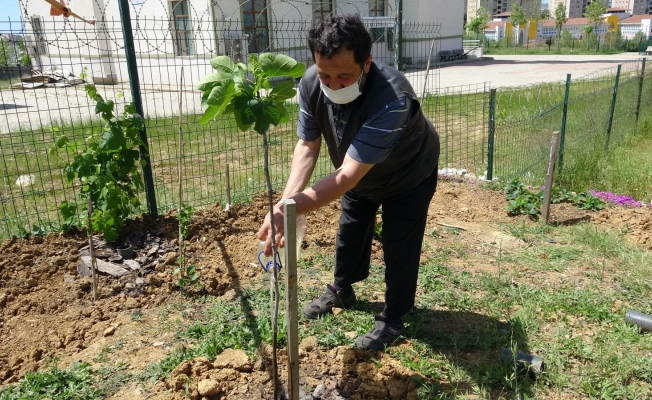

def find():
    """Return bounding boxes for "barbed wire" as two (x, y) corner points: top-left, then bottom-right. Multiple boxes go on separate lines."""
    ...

(15, 0), (414, 55)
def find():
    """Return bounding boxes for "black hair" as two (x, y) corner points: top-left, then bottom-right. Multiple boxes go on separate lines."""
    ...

(307, 14), (372, 66)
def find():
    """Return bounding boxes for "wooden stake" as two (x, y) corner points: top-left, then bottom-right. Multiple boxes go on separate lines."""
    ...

(178, 68), (184, 260)
(435, 222), (467, 231)
(541, 131), (560, 224)
(283, 200), (299, 400)
(421, 39), (436, 102)
(225, 163), (231, 213)
(87, 198), (98, 301)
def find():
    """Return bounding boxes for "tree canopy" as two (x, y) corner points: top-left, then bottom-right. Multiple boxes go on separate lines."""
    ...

(466, 7), (491, 37)
(585, 0), (608, 28)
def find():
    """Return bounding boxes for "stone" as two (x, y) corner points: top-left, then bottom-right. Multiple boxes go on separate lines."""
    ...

(197, 379), (221, 396)
(103, 326), (116, 337)
(299, 336), (318, 353)
(135, 277), (146, 286)
(312, 384), (326, 398)
(29, 349), (43, 362)
(25, 278), (37, 288)
(123, 260), (141, 271)
(191, 356), (213, 376)
(77, 262), (92, 277)
(124, 297), (139, 308)
(15, 174), (35, 188)
(168, 374), (187, 391)
(147, 275), (163, 288)
(213, 349), (251, 371)
(63, 275), (75, 284)
(344, 331), (357, 339)
(163, 251), (178, 265)
(81, 256), (129, 277)
(171, 361), (192, 377)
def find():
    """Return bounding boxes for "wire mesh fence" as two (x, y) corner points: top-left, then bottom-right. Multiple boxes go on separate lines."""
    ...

(1, 14), (651, 239)
(0, 16), (444, 238)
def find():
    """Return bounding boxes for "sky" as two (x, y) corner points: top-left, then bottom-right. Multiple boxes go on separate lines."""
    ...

(1, 0), (23, 33)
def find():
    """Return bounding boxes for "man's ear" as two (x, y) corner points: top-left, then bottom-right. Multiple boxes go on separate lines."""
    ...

(363, 54), (373, 74)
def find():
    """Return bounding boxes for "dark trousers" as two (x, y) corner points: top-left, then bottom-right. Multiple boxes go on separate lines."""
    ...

(333, 170), (438, 320)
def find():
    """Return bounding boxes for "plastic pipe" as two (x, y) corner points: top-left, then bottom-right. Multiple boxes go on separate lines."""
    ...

(625, 310), (652, 332)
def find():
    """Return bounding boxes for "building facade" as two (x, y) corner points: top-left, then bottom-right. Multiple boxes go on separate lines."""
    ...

(619, 14), (652, 37)
(548, 0), (590, 18)
(19, 0), (463, 85)
(467, 0), (523, 21)
(611, 0), (652, 14)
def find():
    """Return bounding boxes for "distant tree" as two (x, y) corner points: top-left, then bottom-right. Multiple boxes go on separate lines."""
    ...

(521, 0), (543, 19)
(0, 36), (29, 67)
(554, 3), (568, 50)
(584, 0), (608, 32)
(510, 4), (528, 45)
(466, 7), (491, 39)
(540, 9), (551, 20)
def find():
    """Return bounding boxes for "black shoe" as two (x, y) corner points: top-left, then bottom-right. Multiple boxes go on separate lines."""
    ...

(302, 284), (356, 319)
(354, 314), (405, 350)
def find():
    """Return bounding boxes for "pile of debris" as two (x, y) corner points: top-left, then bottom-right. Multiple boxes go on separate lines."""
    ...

(11, 66), (85, 89)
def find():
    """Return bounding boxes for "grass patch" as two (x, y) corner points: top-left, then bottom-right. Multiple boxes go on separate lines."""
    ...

(0, 361), (102, 400)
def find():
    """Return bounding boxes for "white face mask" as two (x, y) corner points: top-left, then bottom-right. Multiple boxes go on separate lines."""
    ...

(320, 71), (364, 105)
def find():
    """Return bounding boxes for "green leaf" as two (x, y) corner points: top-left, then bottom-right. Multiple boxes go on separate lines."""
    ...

(196, 70), (233, 92)
(55, 135), (69, 148)
(199, 106), (223, 124)
(234, 107), (253, 132)
(94, 99), (114, 120)
(99, 125), (127, 151)
(258, 53), (306, 79)
(206, 80), (236, 109)
(248, 53), (263, 78)
(270, 80), (297, 101)
(210, 56), (237, 73)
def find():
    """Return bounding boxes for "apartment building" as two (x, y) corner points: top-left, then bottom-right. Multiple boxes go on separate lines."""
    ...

(467, 0), (522, 20)
(548, 0), (590, 18)
(611, 0), (652, 14)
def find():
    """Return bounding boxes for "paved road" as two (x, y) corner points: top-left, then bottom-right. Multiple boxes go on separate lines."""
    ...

(437, 52), (650, 89)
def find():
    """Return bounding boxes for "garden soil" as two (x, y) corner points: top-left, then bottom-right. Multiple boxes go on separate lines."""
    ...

(0, 180), (650, 399)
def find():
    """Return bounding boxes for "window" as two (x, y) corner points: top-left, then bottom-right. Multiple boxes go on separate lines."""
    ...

(31, 16), (48, 55)
(313, 0), (334, 21)
(369, 0), (385, 17)
(171, 0), (193, 55)
(242, 0), (269, 53)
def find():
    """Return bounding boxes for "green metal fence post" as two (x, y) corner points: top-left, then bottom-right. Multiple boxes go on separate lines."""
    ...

(394, 0), (403, 71)
(558, 74), (571, 171)
(118, 0), (158, 217)
(635, 58), (646, 123)
(487, 89), (496, 181)
(605, 64), (621, 152)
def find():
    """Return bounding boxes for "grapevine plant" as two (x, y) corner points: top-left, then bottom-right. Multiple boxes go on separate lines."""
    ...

(52, 84), (145, 243)
(196, 53), (305, 397)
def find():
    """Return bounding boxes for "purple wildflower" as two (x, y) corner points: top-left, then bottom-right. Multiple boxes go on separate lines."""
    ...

(588, 190), (646, 208)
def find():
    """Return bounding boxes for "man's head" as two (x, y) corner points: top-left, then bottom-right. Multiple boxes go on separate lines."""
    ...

(308, 14), (372, 68)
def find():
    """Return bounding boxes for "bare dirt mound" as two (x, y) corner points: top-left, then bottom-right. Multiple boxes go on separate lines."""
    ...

(0, 180), (649, 398)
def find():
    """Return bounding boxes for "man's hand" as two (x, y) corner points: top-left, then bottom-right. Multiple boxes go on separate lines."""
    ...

(256, 202), (285, 256)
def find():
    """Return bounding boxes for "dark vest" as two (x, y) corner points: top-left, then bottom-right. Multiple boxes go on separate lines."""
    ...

(300, 61), (440, 201)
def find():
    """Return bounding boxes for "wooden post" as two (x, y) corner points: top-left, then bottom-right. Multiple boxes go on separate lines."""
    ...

(541, 131), (560, 224)
(225, 163), (231, 207)
(283, 199), (299, 400)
